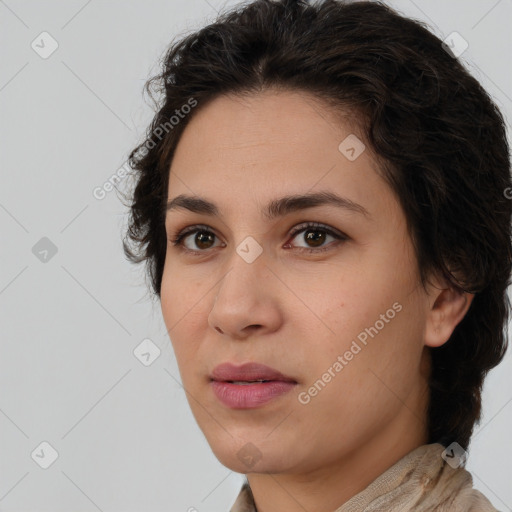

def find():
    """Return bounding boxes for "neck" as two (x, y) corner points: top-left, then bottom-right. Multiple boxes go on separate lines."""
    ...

(246, 391), (430, 512)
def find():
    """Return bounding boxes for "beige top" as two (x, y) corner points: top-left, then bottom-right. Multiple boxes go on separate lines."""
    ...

(229, 443), (499, 512)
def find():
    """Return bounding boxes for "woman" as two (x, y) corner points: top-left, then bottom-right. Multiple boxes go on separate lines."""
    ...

(122, 0), (511, 510)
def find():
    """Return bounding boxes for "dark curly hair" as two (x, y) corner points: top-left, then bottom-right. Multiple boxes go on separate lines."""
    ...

(121, 0), (512, 451)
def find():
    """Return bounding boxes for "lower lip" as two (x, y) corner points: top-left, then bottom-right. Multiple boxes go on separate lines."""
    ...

(210, 380), (297, 409)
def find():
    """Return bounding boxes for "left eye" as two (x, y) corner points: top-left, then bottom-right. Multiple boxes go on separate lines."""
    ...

(286, 223), (346, 252)
(170, 222), (347, 254)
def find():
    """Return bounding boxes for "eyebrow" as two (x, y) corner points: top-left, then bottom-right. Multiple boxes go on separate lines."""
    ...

(165, 191), (371, 221)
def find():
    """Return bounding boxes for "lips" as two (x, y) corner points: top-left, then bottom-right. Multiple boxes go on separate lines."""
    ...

(210, 362), (297, 383)
(210, 362), (298, 409)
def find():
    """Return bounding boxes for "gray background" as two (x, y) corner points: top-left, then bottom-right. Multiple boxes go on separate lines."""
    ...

(1, 0), (511, 510)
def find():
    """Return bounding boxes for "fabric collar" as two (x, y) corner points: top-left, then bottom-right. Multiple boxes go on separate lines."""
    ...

(229, 443), (498, 512)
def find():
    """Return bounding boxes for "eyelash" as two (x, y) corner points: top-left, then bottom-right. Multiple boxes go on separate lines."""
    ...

(168, 221), (347, 256)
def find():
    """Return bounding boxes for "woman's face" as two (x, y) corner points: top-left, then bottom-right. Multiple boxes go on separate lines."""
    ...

(161, 89), (434, 475)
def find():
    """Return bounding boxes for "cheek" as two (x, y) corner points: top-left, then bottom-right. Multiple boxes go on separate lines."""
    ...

(299, 268), (422, 386)
(298, 306), (424, 433)
(160, 269), (178, 333)
(269, 261), (396, 360)
(160, 259), (208, 326)
(160, 266), (205, 368)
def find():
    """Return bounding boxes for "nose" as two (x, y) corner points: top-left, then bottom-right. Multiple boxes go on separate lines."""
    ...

(207, 250), (283, 340)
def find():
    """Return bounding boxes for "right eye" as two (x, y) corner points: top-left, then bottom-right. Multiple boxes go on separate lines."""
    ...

(170, 225), (224, 255)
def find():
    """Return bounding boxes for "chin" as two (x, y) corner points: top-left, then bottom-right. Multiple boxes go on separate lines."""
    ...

(205, 433), (296, 474)
(215, 449), (291, 474)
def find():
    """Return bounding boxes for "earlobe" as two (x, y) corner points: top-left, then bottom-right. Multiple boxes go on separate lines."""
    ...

(424, 284), (474, 349)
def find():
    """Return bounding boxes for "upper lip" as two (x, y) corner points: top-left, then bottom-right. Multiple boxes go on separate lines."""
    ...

(210, 362), (297, 383)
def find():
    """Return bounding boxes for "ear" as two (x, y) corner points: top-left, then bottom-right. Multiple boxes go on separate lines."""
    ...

(424, 275), (475, 349)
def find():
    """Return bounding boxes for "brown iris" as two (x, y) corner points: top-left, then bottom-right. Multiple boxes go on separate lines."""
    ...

(195, 231), (215, 250)
(304, 229), (326, 247)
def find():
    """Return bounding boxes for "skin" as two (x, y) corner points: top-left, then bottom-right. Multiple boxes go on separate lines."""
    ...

(160, 89), (474, 512)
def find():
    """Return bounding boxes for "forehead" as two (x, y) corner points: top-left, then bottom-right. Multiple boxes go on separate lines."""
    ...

(174, 89), (358, 153)
(166, 89), (395, 224)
